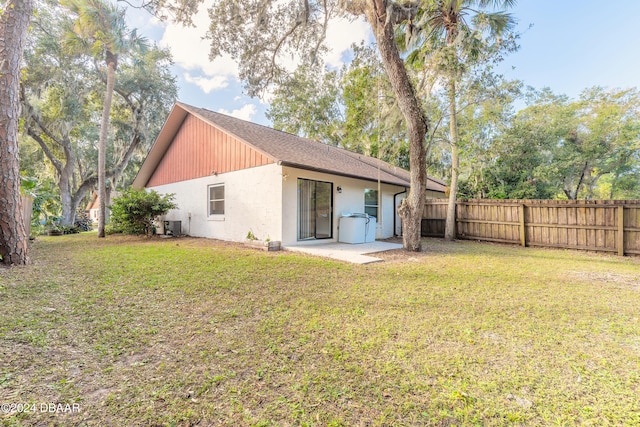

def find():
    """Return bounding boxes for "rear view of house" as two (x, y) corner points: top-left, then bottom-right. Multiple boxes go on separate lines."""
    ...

(132, 102), (446, 246)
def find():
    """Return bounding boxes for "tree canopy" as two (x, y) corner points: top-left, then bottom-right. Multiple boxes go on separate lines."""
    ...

(20, 0), (177, 228)
(483, 87), (640, 200)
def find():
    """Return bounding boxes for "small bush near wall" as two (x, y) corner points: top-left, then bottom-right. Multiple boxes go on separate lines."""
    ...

(108, 190), (177, 236)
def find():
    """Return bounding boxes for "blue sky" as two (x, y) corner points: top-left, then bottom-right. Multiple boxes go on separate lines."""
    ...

(498, 1), (640, 99)
(125, 1), (640, 125)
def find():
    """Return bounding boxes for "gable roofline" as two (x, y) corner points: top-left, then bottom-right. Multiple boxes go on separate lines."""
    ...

(133, 102), (447, 192)
(176, 102), (278, 164)
(176, 103), (415, 188)
(133, 102), (281, 189)
(132, 103), (189, 189)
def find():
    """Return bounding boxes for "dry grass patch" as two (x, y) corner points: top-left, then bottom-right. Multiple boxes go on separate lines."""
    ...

(1, 234), (639, 426)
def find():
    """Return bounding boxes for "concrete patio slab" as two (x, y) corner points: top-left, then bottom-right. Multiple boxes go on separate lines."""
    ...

(284, 241), (403, 264)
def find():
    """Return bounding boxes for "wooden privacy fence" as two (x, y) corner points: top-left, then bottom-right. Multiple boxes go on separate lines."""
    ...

(21, 195), (33, 238)
(422, 199), (640, 256)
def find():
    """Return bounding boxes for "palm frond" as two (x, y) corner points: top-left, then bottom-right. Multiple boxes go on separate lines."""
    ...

(472, 11), (516, 36)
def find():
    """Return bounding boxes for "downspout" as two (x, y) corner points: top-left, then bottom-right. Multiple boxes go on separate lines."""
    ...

(393, 188), (408, 237)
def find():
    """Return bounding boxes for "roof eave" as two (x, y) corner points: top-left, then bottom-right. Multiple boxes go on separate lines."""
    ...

(278, 161), (410, 188)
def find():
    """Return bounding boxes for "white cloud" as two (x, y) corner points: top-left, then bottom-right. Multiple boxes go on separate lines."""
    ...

(157, 2), (239, 85)
(218, 104), (258, 121)
(325, 16), (372, 68)
(123, 8), (163, 34)
(184, 73), (229, 93)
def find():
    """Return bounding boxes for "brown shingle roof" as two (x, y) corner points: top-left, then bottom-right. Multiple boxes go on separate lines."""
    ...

(133, 102), (447, 192)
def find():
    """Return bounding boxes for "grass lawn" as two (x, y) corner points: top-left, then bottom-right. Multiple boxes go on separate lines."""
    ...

(1, 233), (639, 426)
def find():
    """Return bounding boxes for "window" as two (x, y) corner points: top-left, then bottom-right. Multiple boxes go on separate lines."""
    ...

(208, 184), (225, 216)
(364, 188), (378, 218)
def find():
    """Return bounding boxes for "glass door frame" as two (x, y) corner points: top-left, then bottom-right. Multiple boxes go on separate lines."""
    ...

(297, 178), (333, 241)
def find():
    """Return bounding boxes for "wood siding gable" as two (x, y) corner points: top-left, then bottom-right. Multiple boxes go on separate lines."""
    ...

(147, 114), (274, 187)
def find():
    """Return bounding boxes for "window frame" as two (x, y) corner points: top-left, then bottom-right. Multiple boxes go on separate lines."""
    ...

(207, 183), (225, 217)
(364, 188), (379, 218)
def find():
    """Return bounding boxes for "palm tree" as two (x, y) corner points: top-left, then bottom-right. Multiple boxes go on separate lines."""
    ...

(418, 0), (516, 240)
(61, 0), (146, 237)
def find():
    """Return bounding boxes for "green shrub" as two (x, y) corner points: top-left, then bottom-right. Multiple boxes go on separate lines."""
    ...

(74, 209), (93, 231)
(61, 225), (82, 234)
(104, 223), (124, 235)
(109, 190), (177, 236)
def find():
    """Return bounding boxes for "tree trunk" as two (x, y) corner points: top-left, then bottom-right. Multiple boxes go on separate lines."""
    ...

(61, 183), (88, 227)
(564, 161), (589, 200)
(583, 164), (595, 200)
(59, 145), (77, 225)
(60, 182), (75, 225)
(24, 123), (96, 226)
(0, 0), (33, 265)
(98, 54), (117, 238)
(365, 0), (428, 252)
(445, 78), (459, 241)
(72, 176), (98, 221)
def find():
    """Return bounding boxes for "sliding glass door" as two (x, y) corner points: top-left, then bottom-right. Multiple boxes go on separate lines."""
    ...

(298, 178), (333, 240)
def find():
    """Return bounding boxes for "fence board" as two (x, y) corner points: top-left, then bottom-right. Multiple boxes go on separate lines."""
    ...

(422, 199), (640, 256)
(21, 195), (33, 238)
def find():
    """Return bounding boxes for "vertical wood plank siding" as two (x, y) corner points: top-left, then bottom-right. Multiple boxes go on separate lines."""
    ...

(147, 115), (274, 187)
(422, 199), (640, 256)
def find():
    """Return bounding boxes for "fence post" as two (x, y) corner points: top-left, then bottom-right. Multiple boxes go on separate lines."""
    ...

(618, 205), (625, 256)
(519, 203), (527, 247)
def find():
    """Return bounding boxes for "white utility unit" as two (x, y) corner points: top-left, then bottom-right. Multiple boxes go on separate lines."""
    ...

(338, 213), (376, 244)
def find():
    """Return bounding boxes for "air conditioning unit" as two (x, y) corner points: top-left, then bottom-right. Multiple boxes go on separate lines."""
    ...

(164, 220), (181, 236)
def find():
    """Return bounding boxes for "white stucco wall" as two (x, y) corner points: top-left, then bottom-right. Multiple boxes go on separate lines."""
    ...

(149, 163), (283, 243)
(281, 166), (407, 245)
(148, 164), (426, 246)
